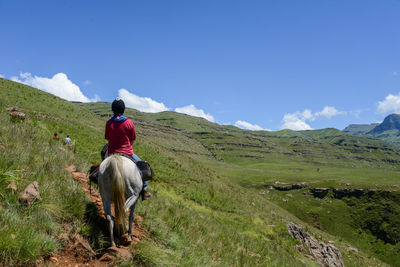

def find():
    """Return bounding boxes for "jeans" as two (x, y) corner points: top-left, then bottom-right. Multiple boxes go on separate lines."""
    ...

(130, 154), (148, 188)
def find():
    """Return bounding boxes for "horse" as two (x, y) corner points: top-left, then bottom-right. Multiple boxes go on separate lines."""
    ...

(98, 154), (143, 247)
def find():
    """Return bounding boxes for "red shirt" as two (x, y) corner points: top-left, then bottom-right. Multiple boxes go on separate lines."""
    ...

(105, 118), (136, 155)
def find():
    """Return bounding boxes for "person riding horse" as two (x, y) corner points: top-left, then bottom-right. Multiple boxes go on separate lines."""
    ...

(96, 99), (153, 247)
(105, 98), (151, 200)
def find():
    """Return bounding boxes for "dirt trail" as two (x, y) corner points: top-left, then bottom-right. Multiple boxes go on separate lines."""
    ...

(42, 165), (146, 266)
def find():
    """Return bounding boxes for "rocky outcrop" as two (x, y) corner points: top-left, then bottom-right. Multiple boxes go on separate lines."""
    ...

(287, 222), (344, 267)
(18, 181), (41, 206)
(308, 188), (393, 199)
(332, 188), (390, 199)
(310, 188), (330, 198)
(8, 106), (26, 121)
(273, 182), (308, 191)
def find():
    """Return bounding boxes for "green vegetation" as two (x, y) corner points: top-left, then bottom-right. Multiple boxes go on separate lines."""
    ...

(0, 77), (397, 266)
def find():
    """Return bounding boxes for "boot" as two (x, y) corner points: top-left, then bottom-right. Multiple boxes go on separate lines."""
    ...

(142, 186), (152, 200)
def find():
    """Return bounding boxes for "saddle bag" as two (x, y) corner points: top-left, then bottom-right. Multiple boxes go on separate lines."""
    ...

(136, 161), (154, 181)
(89, 164), (100, 184)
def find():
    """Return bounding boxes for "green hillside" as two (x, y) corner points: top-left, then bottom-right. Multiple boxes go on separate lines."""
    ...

(1, 77), (399, 266)
(81, 97), (400, 265)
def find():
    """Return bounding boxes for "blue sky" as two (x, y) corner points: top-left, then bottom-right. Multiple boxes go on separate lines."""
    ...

(1, 0), (400, 131)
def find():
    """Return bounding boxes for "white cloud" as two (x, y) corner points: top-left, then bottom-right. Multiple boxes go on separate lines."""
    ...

(118, 88), (169, 113)
(377, 93), (400, 114)
(83, 80), (91, 85)
(315, 106), (346, 118)
(281, 106), (346, 130)
(175, 104), (215, 122)
(11, 72), (96, 102)
(0, 74), (4, 78)
(234, 120), (270, 131)
(281, 112), (313, 130)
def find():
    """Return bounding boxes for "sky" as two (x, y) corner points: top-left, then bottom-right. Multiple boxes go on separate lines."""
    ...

(1, 0), (400, 131)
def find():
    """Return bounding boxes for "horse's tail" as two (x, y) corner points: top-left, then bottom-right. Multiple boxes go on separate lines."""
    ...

(109, 154), (127, 235)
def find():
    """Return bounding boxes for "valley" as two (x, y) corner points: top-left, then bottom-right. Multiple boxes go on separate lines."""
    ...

(0, 78), (399, 266)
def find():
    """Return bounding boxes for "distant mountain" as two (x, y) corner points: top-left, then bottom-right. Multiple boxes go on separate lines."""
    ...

(343, 113), (400, 146)
(368, 113), (400, 134)
(343, 123), (379, 136)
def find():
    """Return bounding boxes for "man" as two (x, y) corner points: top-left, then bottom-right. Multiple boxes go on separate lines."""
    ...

(65, 134), (71, 145)
(105, 98), (151, 200)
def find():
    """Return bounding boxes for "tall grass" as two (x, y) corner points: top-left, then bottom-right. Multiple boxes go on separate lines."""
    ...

(0, 109), (88, 265)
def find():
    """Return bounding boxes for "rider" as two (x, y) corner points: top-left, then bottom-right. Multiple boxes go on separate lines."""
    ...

(105, 98), (151, 200)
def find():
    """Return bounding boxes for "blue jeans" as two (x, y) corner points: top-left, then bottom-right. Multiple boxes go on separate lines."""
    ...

(131, 154), (148, 188)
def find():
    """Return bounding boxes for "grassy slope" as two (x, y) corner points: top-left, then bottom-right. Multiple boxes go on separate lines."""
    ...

(81, 100), (400, 265)
(0, 77), (391, 266)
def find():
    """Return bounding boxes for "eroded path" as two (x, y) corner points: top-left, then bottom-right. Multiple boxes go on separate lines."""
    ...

(42, 165), (146, 266)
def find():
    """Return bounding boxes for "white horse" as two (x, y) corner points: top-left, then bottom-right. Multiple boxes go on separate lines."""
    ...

(98, 154), (143, 247)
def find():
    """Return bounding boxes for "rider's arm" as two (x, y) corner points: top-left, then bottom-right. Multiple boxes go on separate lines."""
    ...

(129, 120), (136, 144)
(105, 121), (110, 141)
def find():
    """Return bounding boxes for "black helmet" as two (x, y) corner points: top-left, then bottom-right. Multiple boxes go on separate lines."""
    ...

(112, 98), (125, 115)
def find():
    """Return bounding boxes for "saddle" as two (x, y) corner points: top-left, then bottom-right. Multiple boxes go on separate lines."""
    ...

(89, 153), (153, 186)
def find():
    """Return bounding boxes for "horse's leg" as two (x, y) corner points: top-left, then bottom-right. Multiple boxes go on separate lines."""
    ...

(103, 200), (116, 247)
(128, 201), (137, 236)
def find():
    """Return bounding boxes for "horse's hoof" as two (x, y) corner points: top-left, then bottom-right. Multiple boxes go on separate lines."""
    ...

(120, 234), (132, 245)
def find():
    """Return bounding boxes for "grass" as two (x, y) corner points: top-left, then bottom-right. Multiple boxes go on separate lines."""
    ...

(0, 109), (89, 265)
(0, 77), (396, 266)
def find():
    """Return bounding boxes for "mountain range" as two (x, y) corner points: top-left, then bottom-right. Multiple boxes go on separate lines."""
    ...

(344, 113), (400, 146)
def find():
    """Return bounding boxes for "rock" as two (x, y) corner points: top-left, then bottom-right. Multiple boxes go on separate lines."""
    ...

(310, 188), (330, 199)
(273, 183), (307, 191)
(7, 181), (17, 192)
(71, 171), (87, 183)
(7, 106), (19, 112)
(105, 246), (133, 259)
(286, 194), (293, 198)
(287, 222), (344, 267)
(49, 256), (58, 263)
(18, 181), (41, 206)
(248, 251), (261, 258)
(332, 188), (365, 199)
(347, 247), (358, 253)
(99, 253), (112, 261)
(10, 111), (26, 121)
